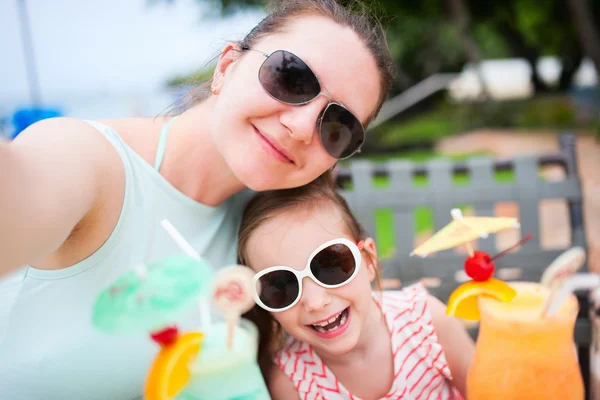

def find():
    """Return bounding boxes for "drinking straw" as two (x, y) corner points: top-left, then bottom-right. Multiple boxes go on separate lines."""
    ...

(541, 246), (586, 289)
(543, 273), (600, 317)
(133, 262), (148, 280)
(160, 219), (213, 332)
(160, 219), (202, 260)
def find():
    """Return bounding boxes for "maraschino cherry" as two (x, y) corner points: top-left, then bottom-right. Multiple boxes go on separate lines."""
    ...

(465, 251), (495, 281)
(150, 325), (179, 347)
(464, 234), (533, 282)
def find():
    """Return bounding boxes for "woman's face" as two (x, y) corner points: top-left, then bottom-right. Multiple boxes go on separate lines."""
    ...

(208, 15), (381, 191)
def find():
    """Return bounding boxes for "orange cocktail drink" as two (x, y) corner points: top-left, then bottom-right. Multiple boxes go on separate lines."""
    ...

(467, 282), (584, 399)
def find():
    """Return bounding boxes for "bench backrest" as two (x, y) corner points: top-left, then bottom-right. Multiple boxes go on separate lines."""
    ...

(336, 133), (587, 302)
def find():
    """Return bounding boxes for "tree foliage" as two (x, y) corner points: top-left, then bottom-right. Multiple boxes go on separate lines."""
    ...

(157, 0), (600, 93)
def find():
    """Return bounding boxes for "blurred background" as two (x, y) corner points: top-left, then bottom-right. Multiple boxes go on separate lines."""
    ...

(0, 0), (266, 133)
(1, 0), (598, 143)
(1, 0), (599, 269)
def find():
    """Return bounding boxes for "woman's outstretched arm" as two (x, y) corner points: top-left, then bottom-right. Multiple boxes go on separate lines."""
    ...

(0, 117), (118, 276)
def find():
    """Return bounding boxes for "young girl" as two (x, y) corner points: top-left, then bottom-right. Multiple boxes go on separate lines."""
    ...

(239, 173), (474, 399)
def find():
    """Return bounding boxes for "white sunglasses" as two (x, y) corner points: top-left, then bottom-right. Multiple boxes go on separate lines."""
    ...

(252, 238), (363, 312)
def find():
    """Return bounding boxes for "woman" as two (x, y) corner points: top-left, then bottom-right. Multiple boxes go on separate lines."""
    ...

(0, 0), (395, 399)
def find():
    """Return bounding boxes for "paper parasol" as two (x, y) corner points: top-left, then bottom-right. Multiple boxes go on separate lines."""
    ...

(410, 208), (520, 257)
(92, 254), (214, 334)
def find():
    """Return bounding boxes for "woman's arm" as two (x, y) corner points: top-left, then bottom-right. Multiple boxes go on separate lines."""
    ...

(428, 295), (475, 398)
(0, 117), (121, 276)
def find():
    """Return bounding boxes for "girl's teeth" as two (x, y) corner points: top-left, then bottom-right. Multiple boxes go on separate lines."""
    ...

(311, 309), (348, 332)
(315, 312), (342, 327)
(339, 312), (347, 326)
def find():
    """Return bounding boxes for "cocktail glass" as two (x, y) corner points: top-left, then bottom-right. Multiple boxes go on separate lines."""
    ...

(176, 319), (271, 400)
(467, 282), (584, 399)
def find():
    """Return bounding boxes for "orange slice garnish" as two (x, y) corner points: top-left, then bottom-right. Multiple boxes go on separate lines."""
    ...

(145, 332), (203, 400)
(446, 278), (517, 321)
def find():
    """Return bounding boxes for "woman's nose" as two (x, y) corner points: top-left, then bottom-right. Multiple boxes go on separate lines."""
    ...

(279, 95), (328, 145)
(300, 277), (331, 312)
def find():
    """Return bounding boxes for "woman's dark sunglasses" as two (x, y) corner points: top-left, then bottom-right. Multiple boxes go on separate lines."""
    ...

(242, 46), (366, 160)
(252, 238), (362, 312)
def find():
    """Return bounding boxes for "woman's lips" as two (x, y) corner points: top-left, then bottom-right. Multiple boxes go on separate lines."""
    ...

(253, 126), (294, 164)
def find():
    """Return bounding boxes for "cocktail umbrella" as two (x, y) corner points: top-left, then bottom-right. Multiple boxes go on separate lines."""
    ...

(410, 208), (520, 257)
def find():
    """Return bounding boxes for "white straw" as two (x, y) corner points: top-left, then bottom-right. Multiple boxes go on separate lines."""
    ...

(160, 218), (212, 331)
(544, 273), (600, 317)
(133, 263), (148, 279)
(160, 219), (201, 260)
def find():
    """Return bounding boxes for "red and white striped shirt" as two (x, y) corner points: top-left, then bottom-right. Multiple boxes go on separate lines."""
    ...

(274, 284), (463, 400)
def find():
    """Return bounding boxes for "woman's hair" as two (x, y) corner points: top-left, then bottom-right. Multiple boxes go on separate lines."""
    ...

(237, 170), (382, 379)
(172, 0), (395, 126)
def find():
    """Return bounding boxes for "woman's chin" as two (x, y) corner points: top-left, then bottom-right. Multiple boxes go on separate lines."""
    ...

(233, 164), (306, 192)
(237, 171), (283, 192)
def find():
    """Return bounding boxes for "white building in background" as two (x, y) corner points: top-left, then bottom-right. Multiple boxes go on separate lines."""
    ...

(448, 57), (598, 102)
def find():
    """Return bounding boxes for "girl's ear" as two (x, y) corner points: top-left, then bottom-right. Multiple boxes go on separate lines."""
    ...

(361, 237), (378, 282)
(211, 42), (241, 94)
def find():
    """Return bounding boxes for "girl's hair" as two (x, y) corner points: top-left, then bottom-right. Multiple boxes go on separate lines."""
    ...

(237, 170), (382, 379)
(172, 0), (395, 126)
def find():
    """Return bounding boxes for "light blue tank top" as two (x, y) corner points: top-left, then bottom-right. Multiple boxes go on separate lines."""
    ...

(0, 119), (254, 400)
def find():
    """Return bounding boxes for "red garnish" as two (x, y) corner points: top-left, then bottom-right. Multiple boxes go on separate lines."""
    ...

(465, 251), (495, 281)
(463, 234), (533, 282)
(150, 326), (179, 347)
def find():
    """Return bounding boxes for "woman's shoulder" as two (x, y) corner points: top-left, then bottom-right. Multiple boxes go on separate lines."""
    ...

(19, 117), (114, 147)
(19, 117), (135, 165)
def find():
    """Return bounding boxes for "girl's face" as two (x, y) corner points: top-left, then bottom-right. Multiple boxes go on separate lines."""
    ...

(245, 206), (378, 357)
(207, 15), (381, 191)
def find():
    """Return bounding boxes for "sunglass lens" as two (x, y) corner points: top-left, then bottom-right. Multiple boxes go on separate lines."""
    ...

(259, 50), (320, 104)
(320, 104), (365, 159)
(310, 243), (356, 286)
(257, 270), (299, 310)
